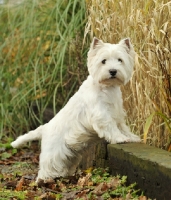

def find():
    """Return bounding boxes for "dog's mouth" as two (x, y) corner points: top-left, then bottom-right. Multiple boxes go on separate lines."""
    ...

(109, 71), (124, 83)
(100, 76), (123, 86)
(110, 76), (116, 79)
(99, 70), (124, 85)
(109, 73), (125, 84)
(109, 76), (122, 84)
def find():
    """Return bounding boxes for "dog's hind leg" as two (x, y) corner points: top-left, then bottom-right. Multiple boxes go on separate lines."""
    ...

(11, 125), (43, 148)
(36, 151), (81, 182)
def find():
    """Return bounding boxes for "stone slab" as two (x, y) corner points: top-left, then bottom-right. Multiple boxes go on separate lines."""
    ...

(108, 143), (171, 200)
(80, 141), (108, 170)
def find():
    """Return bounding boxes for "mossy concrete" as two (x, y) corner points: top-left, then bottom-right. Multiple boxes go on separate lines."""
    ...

(108, 143), (171, 200)
(80, 141), (108, 169)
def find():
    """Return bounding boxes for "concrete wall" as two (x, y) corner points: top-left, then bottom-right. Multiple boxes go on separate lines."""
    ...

(81, 142), (171, 200)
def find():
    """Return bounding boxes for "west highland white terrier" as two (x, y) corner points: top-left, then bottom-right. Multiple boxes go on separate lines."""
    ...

(11, 37), (141, 182)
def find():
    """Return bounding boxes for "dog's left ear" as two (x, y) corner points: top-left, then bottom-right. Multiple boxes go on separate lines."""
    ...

(91, 37), (104, 49)
(119, 38), (133, 53)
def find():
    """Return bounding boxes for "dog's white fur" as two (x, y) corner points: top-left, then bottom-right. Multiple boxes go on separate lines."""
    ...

(11, 37), (141, 181)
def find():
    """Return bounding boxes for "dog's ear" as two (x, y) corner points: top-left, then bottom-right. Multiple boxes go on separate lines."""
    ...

(91, 37), (104, 49)
(119, 38), (134, 53)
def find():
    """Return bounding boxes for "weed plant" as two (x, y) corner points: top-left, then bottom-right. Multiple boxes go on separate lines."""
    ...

(0, 0), (88, 139)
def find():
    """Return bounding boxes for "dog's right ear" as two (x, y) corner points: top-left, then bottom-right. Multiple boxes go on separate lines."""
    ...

(119, 38), (134, 53)
(91, 37), (104, 49)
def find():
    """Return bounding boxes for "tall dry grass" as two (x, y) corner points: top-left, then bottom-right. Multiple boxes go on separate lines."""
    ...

(85, 0), (171, 149)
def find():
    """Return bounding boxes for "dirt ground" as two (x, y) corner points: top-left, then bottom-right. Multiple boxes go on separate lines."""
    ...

(0, 141), (148, 200)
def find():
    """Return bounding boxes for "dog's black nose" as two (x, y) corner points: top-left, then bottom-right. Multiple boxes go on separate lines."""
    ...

(109, 69), (117, 77)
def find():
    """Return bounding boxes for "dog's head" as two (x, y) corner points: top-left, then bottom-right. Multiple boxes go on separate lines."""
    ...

(87, 37), (135, 86)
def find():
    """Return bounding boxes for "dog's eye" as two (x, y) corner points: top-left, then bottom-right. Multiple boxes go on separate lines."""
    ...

(102, 59), (106, 64)
(118, 58), (122, 63)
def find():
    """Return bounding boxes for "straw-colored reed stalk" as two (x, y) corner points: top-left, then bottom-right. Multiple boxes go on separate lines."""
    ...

(85, 0), (171, 149)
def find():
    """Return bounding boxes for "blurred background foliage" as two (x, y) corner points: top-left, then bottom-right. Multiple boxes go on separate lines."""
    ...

(0, 0), (171, 150)
(0, 0), (88, 138)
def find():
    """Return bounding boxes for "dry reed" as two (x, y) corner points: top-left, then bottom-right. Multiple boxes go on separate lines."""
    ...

(85, 0), (171, 149)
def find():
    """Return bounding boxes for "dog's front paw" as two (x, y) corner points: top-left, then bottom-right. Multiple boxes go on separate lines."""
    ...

(111, 135), (130, 144)
(129, 134), (141, 143)
(121, 131), (141, 143)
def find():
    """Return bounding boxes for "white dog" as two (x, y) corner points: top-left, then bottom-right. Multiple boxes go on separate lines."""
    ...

(11, 37), (141, 182)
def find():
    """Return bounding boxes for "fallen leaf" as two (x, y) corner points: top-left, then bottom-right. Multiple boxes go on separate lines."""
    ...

(58, 181), (67, 191)
(88, 181), (93, 186)
(26, 190), (37, 199)
(126, 192), (132, 200)
(39, 192), (48, 199)
(76, 189), (90, 198)
(77, 173), (91, 187)
(107, 177), (120, 189)
(4, 180), (17, 189)
(16, 177), (25, 191)
(139, 196), (147, 200)
(62, 190), (80, 199)
(83, 167), (94, 174)
(23, 174), (36, 180)
(37, 178), (55, 189)
(93, 182), (108, 195)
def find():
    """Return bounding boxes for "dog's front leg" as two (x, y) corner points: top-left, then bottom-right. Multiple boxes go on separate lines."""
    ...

(119, 123), (141, 142)
(93, 122), (131, 144)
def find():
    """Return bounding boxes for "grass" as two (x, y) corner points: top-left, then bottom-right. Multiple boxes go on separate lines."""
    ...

(0, 0), (171, 150)
(0, 0), (88, 140)
(85, 0), (171, 150)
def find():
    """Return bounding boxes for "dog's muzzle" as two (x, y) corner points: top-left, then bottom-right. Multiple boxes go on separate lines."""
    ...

(109, 69), (117, 78)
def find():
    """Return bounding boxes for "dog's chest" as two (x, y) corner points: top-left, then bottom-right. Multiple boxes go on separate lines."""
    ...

(79, 78), (124, 119)
(98, 87), (124, 118)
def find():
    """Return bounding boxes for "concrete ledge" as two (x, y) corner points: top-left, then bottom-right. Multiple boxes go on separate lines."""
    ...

(108, 143), (171, 200)
(80, 141), (108, 169)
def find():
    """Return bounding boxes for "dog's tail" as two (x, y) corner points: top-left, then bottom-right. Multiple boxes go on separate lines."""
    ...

(11, 125), (43, 148)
